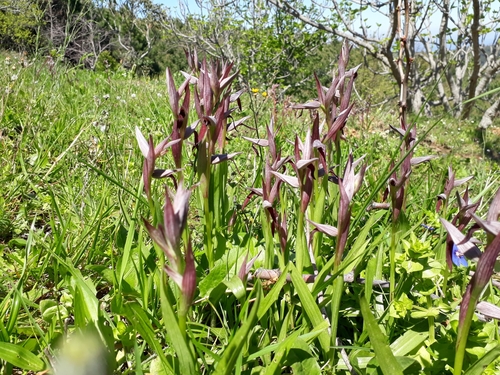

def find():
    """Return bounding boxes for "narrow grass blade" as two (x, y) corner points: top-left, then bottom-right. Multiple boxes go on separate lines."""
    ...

(257, 263), (290, 319)
(213, 284), (262, 375)
(0, 342), (45, 371)
(123, 302), (173, 374)
(263, 330), (301, 375)
(249, 321), (328, 362)
(359, 294), (404, 375)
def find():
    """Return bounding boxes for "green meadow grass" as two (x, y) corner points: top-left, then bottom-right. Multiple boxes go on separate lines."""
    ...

(1, 51), (500, 374)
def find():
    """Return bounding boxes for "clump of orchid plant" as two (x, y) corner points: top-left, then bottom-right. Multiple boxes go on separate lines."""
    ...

(184, 52), (245, 269)
(135, 125), (196, 329)
(442, 187), (500, 374)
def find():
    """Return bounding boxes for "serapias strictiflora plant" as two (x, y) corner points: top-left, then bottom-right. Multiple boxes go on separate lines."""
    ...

(443, 187), (500, 374)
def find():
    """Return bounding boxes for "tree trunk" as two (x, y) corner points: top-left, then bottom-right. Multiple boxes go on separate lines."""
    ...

(479, 100), (500, 130)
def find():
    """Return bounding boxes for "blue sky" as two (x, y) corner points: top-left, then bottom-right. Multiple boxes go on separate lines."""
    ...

(155, 0), (202, 15)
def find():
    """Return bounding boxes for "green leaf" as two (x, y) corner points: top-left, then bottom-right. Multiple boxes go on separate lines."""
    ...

(7, 238), (26, 248)
(70, 268), (99, 326)
(286, 338), (321, 375)
(159, 279), (197, 374)
(359, 294), (404, 375)
(199, 247), (242, 298)
(465, 344), (500, 375)
(263, 330), (301, 375)
(289, 263), (330, 355)
(213, 284), (262, 375)
(410, 307), (440, 319)
(0, 342), (45, 371)
(257, 263), (290, 319)
(223, 275), (246, 302)
(390, 330), (427, 356)
(249, 321), (328, 362)
(123, 302), (173, 374)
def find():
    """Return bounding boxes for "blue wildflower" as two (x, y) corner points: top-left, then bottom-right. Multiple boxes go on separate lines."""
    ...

(452, 243), (468, 267)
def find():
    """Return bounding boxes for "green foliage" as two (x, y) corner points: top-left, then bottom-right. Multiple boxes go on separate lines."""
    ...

(0, 0), (42, 51)
(95, 50), (119, 72)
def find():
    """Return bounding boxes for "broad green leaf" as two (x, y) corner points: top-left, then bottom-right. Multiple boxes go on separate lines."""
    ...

(223, 275), (246, 302)
(213, 285), (262, 375)
(390, 330), (427, 357)
(287, 338), (321, 375)
(367, 356), (420, 374)
(359, 294), (404, 375)
(464, 344), (500, 375)
(289, 263), (330, 355)
(0, 342), (45, 371)
(199, 247), (243, 298)
(70, 268), (99, 326)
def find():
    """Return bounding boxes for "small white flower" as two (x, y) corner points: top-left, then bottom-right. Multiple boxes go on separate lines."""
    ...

(116, 96), (121, 100)
(131, 93), (136, 98)
(99, 125), (106, 132)
(157, 93), (162, 97)
(10, 74), (18, 81)
(457, 128), (461, 131)
(103, 94), (110, 99)
(145, 118), (150, 121)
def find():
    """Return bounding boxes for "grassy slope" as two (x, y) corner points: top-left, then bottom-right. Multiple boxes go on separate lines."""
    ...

(1, 52), (500, 374)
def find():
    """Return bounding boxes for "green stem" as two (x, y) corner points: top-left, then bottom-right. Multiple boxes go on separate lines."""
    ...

(330, 226), (346, 366)
(296, 210), (307, 273)
(312, 173), (327, 260)
(203, 191), (213, 269)
(427, 295), (435, 343)
(330, 274), (344, 365)
(438, 202), (449, 296)
(389, 220), (397, 302)
(262, 210), (274, 269)
(454, 298), (477, 374)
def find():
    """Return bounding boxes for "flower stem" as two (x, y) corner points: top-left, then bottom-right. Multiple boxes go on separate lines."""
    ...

(296, 210), (306, 273)
(390, 220), (397, 301)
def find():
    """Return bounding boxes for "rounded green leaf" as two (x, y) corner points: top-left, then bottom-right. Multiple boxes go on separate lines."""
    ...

(0, 342), (45, 371)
